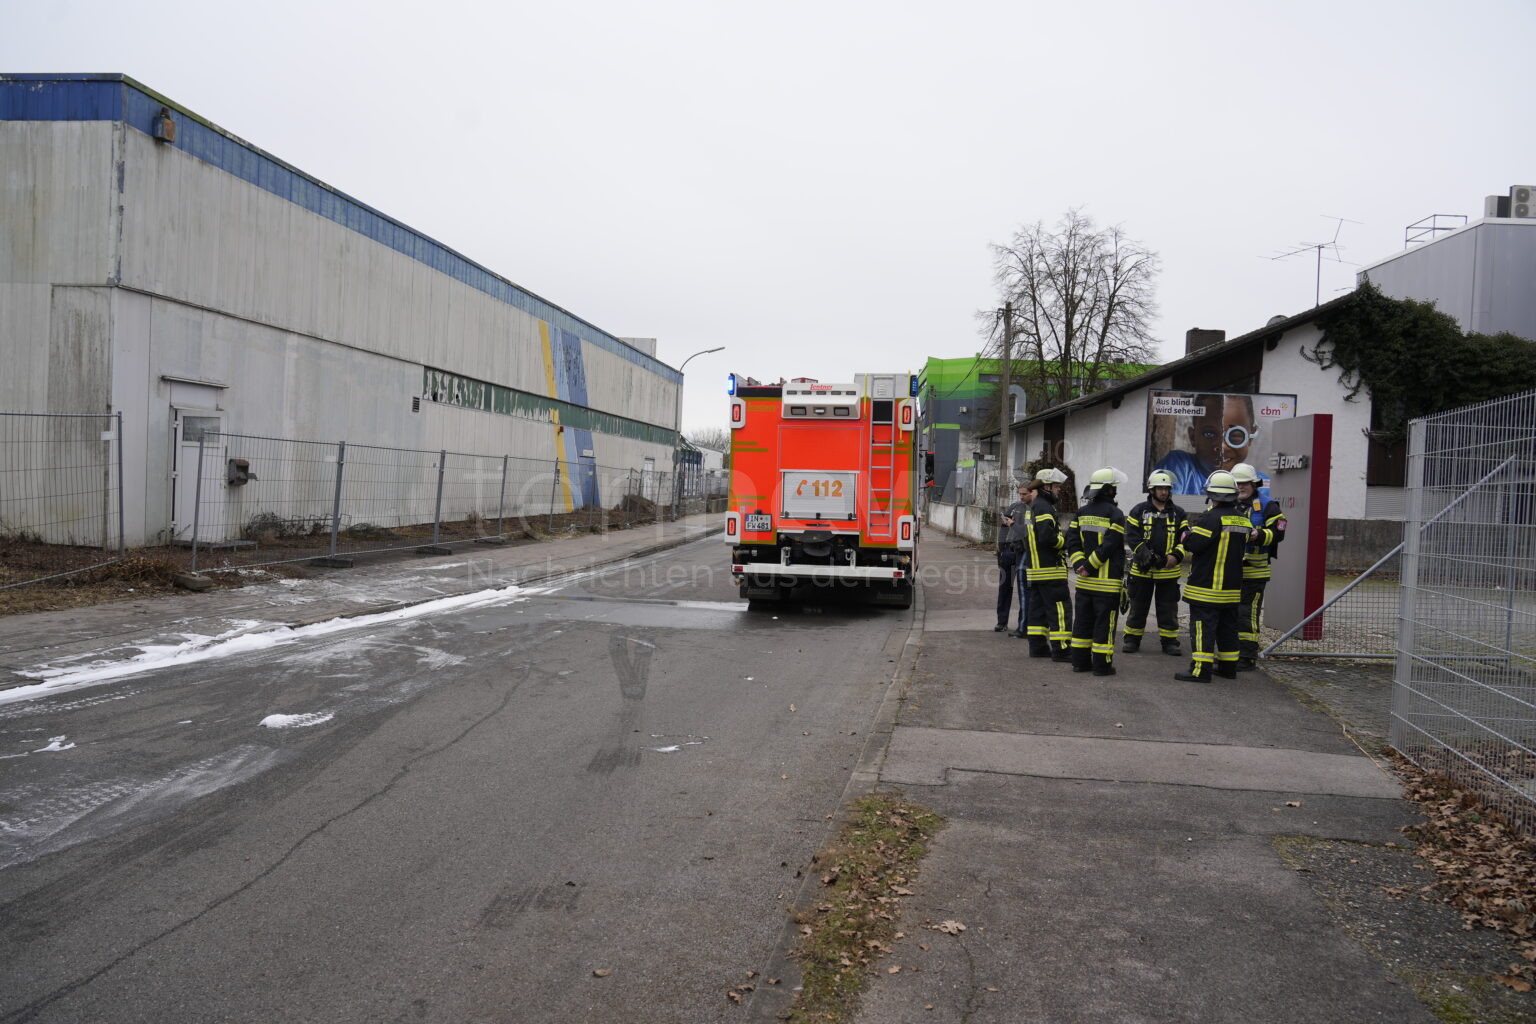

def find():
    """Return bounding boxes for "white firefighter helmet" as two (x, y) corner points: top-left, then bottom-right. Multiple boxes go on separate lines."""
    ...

(1230, 462), (1262, 485)
(1033, 467), (1068, 486)
(1146, 469), (1176, 491)
(1082, 466), (1127, 501)
(1205, 470), (1239, 499)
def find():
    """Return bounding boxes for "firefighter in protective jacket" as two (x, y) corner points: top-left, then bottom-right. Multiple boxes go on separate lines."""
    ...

(1022, 467), (1073, 662)
(1232, 462), (1286, 670)
(1066, 468), (1128, 676)
(1123, 469), (1187, 657)
(1173, 471), (1248, 683)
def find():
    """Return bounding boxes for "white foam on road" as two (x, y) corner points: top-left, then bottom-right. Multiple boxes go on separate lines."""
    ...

(259, 712), (335, 729)
(34, 735), (76, 752)
(0, 743), (286, 870)
(1, 585), (531, 706)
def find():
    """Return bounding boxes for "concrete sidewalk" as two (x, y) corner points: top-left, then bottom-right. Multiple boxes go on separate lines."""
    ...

(857, 530), (1439, 1023)
(0, 514), (722, 688)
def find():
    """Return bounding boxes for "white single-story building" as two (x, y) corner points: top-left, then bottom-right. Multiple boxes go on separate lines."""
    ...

(999, 299), (1399, 567)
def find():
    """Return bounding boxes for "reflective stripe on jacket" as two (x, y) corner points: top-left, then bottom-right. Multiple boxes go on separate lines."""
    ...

(1242, 497), (1286, 580)
(1178, 503), (1248, 604)
(1024, 492), (1068, 582)
(1066, 499), (1128, 594)
(1126, 499), (1188, 580)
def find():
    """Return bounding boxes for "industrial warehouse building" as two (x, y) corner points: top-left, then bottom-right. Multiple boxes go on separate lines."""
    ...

(1, 74), (681, 547)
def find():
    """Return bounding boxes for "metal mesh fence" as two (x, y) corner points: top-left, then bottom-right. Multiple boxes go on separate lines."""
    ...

(186, 431), (681, 573)
(0, 412), (124, 590)
(1262, 550), (1404, 659)
(1390, 389), (1536, 835)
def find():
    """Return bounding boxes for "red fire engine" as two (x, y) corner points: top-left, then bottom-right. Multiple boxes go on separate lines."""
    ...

(724, 373), (919, 608)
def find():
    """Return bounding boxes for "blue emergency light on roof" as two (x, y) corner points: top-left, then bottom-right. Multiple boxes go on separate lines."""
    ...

(909, 375), (919, 396)
(728, 373), (737, 396)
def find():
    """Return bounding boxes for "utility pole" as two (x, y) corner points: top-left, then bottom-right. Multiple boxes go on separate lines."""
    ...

(999, 301), (1013, 486)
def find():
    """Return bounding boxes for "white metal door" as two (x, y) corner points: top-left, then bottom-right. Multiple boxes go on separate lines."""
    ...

(172, 409), (224, 542)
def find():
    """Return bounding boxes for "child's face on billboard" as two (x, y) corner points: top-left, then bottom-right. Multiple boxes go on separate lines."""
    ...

(1187, 396), (1255, 470)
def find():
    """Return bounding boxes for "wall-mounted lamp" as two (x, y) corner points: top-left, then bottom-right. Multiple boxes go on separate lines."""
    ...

(152, 106), (177, 143)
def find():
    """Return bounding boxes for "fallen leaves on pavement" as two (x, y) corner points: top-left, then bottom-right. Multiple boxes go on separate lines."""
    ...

(1387, 751), (1536, 985)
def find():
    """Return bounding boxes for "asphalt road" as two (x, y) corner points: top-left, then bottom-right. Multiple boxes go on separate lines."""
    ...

(0, 539), (914, 1023)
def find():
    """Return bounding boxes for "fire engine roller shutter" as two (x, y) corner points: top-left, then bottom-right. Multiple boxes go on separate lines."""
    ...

(778, 424), (860, 520)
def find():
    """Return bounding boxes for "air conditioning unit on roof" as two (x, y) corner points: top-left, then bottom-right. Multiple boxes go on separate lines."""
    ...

(1513, 186), (1536, 219)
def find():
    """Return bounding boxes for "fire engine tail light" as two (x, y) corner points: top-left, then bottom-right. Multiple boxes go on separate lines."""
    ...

(730, 398), (746, 429)
(725, 512), (740, 539)
(897, 399), (914, 431)
(897, 515), (915, 549)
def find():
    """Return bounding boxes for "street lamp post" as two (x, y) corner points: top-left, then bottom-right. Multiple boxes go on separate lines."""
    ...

(673, 346), (725, 516)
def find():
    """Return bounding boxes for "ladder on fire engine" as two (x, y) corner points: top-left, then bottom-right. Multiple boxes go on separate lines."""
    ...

(867, 421), (895, 541)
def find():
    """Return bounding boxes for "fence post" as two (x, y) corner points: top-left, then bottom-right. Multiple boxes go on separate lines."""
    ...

(548, 460), (560, 533)
(497, 454), (509, 539)
(190, 435), (206, 574)
(1503, 485), (1519, 656)
(327, 441), (346, 558)
(115, 410), (126, 560)
(101, 418), (111, 552)
(431, 450), (448, 547)
(1391, 417), (1427, 752)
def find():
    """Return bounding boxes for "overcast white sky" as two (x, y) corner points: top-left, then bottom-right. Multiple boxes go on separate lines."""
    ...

(7, 0), (1533, 433)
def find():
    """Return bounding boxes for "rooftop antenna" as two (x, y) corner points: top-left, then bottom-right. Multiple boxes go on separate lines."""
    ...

(1264, 215), (1362, 306)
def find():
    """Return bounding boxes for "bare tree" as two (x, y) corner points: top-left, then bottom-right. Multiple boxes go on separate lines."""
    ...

(987, 209), (1160, 412)
(687, 427), (732, 453)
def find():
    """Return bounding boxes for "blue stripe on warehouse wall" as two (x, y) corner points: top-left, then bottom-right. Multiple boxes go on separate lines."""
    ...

(0, 74), (682, 388)
(554, 328), (599, 507)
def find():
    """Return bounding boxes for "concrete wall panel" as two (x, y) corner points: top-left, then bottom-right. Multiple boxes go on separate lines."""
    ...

(1, 123), (118, 409)
(116, 131), (676, 429)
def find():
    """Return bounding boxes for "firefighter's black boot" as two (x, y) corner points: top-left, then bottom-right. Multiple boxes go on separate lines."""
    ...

(1121, 634), (1141, 654)
(1174, 662), (1212, 683)
(1161, 638), (1183, 657)
(1235, 656), (1257, 672)
(1214, 661), (1238, 679)
(1070, 647), (1092, 672)
(1050, 643), (1072, 664)
(1028, 640), (1051, 658)
(1092, 654), (1116, 677)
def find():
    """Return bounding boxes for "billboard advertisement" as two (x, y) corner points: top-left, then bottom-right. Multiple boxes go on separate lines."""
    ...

(1145, 390), (1297, 495)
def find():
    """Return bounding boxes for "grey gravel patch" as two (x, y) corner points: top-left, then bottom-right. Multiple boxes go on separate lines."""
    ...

(1277, 836), (1536, 1024)
(1264, 659), (1395, 753)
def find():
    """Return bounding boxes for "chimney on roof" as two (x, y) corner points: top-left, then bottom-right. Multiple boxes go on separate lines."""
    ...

(1185, 328), (1226, 355)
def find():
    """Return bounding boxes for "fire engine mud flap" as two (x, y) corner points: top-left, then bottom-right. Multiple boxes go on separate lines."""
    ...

(871, 582), (913, 609)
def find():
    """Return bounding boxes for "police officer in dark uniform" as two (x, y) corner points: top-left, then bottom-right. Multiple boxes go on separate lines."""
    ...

(1231, 462), (1286, 671)
(1066, 467), (1128, 676)
(1022, 468), (1072, 662)
(994, 480), (1033, 632)
(1173, 470), (1249, 683)
(1123, 469), (1187, 656)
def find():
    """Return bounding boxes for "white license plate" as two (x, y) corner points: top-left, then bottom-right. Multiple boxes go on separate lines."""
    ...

(744, 514), (773, 532)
